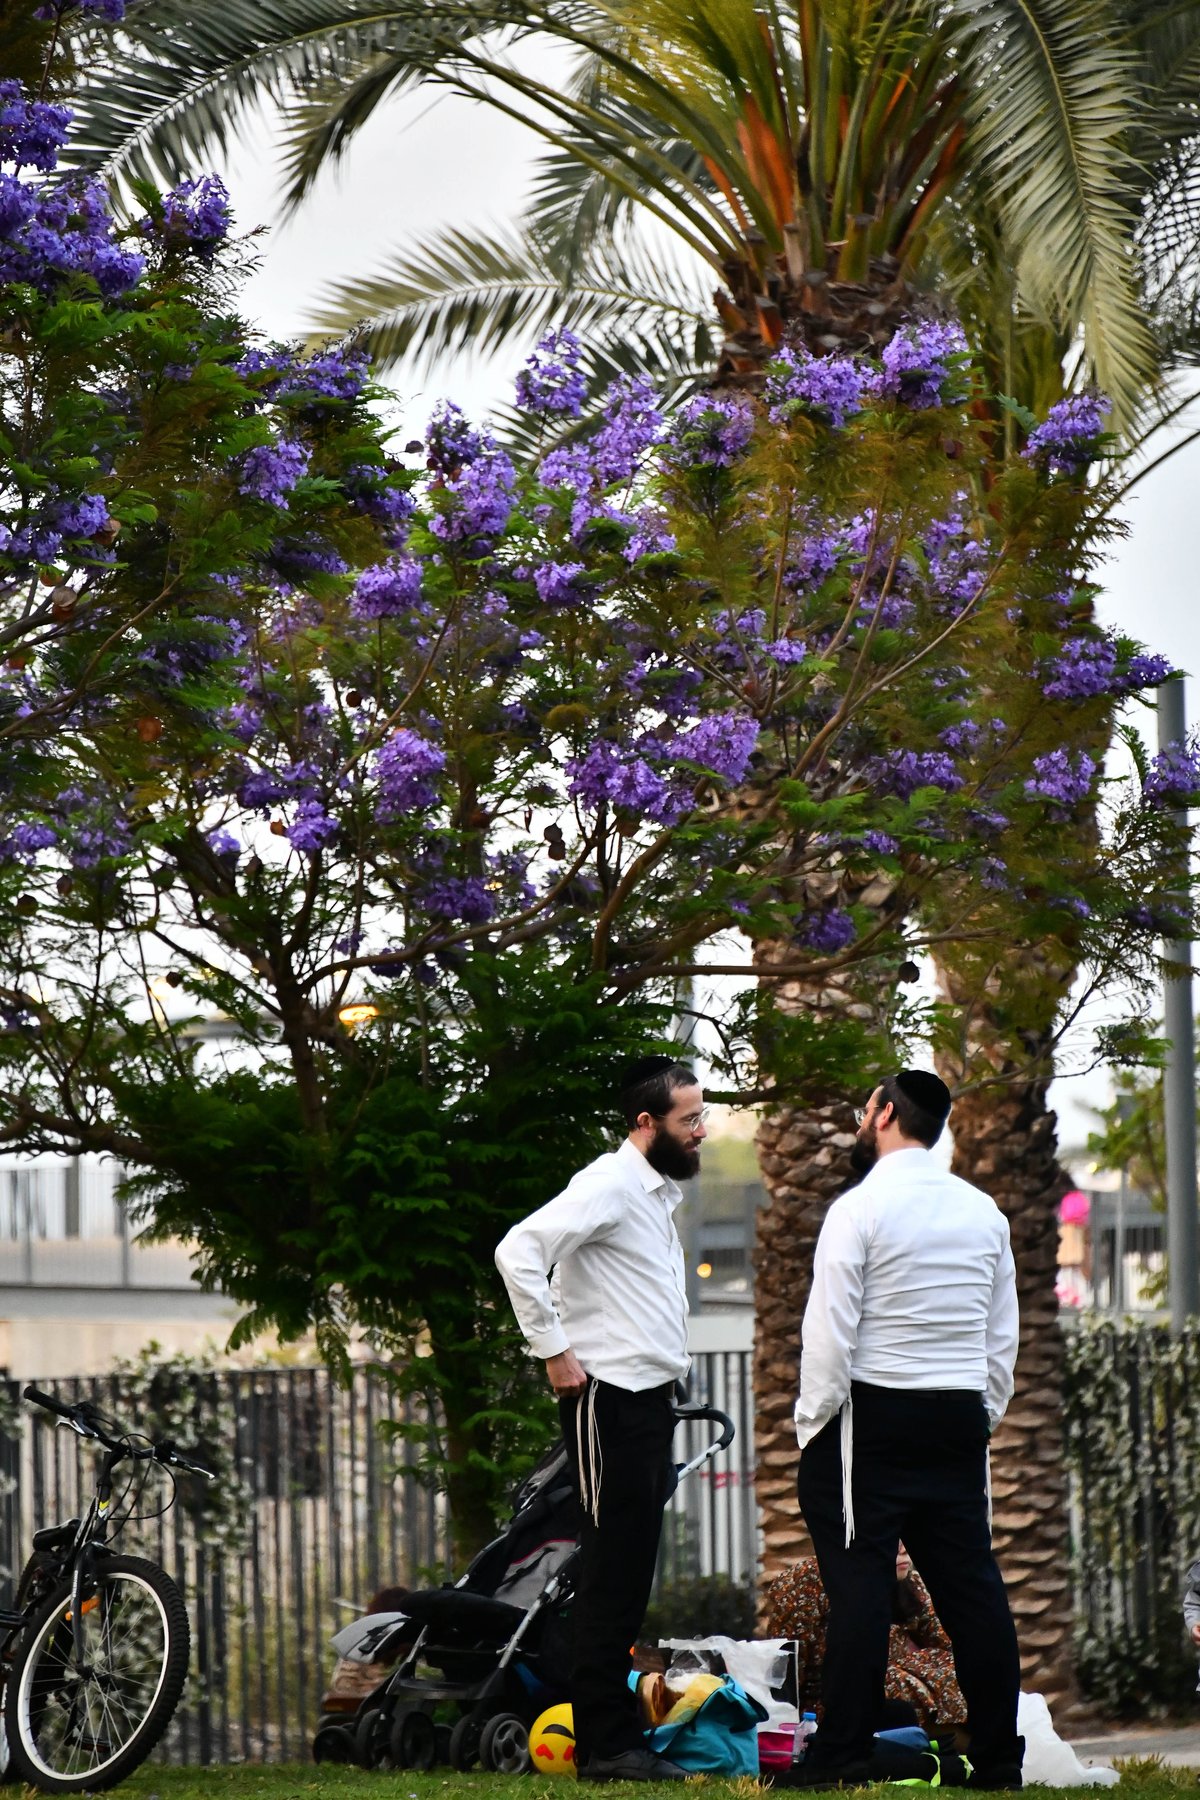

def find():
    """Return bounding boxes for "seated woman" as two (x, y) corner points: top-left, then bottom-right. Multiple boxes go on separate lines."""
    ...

(765, 1545), (965, 1735)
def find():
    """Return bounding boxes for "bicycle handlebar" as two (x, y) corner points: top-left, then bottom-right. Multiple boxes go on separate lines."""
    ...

(23, 1386), (216, 1479)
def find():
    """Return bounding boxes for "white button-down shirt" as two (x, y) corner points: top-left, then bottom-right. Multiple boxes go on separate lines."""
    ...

(495, 1137), (691, 1391)
(794, 1145), (1019, 1449)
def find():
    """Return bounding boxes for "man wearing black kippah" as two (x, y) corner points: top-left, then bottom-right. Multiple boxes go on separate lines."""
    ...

(495, 1055), (708, 1784)
(792, 1070), (1023, 1791)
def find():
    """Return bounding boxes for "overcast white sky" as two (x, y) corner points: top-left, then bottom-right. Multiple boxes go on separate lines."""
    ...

(211, 88), (1200, 1161)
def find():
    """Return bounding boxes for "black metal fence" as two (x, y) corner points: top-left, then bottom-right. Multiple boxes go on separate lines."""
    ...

(0, 1353), (757, 1764)
(4, 1327), (1186, 1758)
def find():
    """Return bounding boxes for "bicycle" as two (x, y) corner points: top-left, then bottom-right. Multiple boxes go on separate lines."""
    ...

(1, 1385), (215, 1794)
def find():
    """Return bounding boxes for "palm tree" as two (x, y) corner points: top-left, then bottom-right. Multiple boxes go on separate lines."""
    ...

(67, 0), (1161, 420)
(66, 0), (1200, 1696)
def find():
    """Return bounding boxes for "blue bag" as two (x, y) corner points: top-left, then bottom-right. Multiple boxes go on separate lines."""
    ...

(644, 1674), (767, 1775)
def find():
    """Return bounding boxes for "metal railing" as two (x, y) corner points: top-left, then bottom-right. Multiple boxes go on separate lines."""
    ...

(0, 1354), (758, 1763)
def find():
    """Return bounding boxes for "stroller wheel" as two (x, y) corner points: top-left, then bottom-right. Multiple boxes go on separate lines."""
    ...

(480, 1711), (532, 1775)
(312, 1723), (357, 1765)
(391, 1707), (438, 1771)
(354, 1703), (390, 1769)
(448, 1711), (485, 1772)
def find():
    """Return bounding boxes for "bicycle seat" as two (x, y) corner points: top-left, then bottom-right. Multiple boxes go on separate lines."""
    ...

(32, 1519), (79, 1552)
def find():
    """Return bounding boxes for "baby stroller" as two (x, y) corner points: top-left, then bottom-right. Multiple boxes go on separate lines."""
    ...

(311, 1399), (735, 1773)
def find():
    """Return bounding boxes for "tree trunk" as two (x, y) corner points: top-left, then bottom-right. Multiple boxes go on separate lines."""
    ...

(940, 1064), (1075, 1709)
(754, 1092), (858, 1584)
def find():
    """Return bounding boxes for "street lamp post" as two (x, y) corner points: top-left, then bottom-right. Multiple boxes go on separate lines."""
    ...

(1158, 680), (1200, 1330)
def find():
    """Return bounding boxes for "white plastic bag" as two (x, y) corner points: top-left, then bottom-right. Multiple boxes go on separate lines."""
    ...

(1018, 1692), (1119, 1787)
(659, 1636), (791, 1717)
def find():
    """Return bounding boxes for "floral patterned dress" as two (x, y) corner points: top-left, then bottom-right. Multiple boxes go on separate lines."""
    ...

(765, 1556), (966, 1731)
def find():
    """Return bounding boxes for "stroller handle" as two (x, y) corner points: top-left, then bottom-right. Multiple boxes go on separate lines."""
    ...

(671, 1402), (735, 1480)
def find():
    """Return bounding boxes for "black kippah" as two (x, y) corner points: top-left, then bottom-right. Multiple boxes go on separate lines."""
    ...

(618, 1054), (678, 1093)
(893, 1068), (952, 1121)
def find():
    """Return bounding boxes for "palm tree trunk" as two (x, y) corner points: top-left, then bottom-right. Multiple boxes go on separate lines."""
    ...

(935, 1029), (1076, 1710)
(754, 1092), (858, 1581)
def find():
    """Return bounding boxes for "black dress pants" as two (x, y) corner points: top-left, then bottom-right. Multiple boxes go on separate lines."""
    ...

(558, 1378), (676, 1765)
(797, 1382), (1021, 1772)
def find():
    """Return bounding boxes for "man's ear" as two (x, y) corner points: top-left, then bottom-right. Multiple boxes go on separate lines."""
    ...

(877, 1100), (895, 1131)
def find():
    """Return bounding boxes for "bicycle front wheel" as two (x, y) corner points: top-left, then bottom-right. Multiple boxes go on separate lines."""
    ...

(5, 1554), (190, 1793)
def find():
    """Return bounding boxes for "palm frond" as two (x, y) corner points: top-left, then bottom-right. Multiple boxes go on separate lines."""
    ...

(61, 0), (459, 189)
(306, 217), (714, 379)
(951, 0), (1158, 426)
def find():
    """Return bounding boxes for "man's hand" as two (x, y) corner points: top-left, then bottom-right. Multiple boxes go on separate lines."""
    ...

(1190, 1622), (1200, 1646)
(546, 1349), (588, 1396)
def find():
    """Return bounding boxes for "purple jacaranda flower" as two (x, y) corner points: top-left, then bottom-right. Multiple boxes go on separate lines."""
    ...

(144, 175), (231, 261)
(533, 561), (588, 607)
(206, 827), (240, 859)
(420, 876), (495, 924)
(37, 0), (127, 17)
(286, 797), (338, 854)
(374, 728), (446, 819)
(265, 536), (347, 585)
(238, 438), (309, 508)
(540, 374), (663, 493)
(237, 760), (317, 811)
(0, 171), (144, 295)
(669, 712), (759, 783)
(879, 321), (970, 410)
(862, 830), (899, 854)
(284, 346), (370, 406)
(430, 448), (516, 545)
(426, 401), (484, 474)
(874, 749), (964, 799)
(665, 394), (755, 467)
(515, 328), (587, 418)
(1023, 394), (1110, 477)
(345, 466), (415, 530)
(1024, 750), (1097, 807)
(1124, 652), (1172, 690)
(1144, 737), (1200, 805)
(765, 346), (877, 427)
(796, 907), (857, 953)
(55, 784), (132, 867)
(1042, 637), (1118, 700)
(567, 741), (682, 824)
(54, 493), (110, 538)
(0, 821), (57, 864)
(784, 531), (841, 592)
(966, 808), (1009, 838)
(0, 81), (71, 172)
(939, 720), (984, 754)
(764, 638), (808, 665)
(351, 558), (423, 620)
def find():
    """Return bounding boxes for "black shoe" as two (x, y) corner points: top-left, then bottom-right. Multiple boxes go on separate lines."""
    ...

(966, 1767), (1022, 1791)
(577, 1748), (689, 1783)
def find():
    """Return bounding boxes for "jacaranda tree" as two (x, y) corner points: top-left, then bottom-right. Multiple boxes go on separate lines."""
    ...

(2, 72), (1196, 1550)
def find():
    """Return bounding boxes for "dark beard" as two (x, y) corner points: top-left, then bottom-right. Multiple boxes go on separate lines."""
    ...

(848, 1125), (878, 1175)
(646, 1126), (701, 1182)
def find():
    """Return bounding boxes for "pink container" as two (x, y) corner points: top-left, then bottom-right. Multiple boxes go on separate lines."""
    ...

(757, 1725), (800, 1770)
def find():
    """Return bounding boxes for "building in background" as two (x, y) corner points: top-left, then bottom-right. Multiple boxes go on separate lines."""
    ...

(0, 1152), (238, 1376)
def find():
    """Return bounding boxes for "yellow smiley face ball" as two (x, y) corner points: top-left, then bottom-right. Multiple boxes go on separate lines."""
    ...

(529, 1704), (576, 1776)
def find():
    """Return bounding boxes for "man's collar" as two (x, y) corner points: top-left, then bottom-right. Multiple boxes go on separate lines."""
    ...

(862, 1144), (935, 1179)
(618, 1136), (685, 1208)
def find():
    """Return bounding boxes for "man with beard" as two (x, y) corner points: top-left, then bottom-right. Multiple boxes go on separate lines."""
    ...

(494, 1056), (705, 1784)
(791, 1070), (1023, 1791)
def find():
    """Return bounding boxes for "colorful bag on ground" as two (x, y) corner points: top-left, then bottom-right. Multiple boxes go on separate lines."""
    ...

(644, 1673), (767, 1775)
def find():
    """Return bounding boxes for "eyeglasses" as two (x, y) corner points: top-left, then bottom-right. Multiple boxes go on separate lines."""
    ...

(679, 1107), (710, 1131)
(853, 1105), (871, 1127)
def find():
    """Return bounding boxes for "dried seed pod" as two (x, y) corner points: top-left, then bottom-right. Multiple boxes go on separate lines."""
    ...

(135, 716), (163, 744)
(269, 819), (287, 837)
(50, 585), (78, 618)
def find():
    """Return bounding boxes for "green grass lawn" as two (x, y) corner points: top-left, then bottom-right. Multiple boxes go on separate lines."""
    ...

(104, 1757), (1196, 1800)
